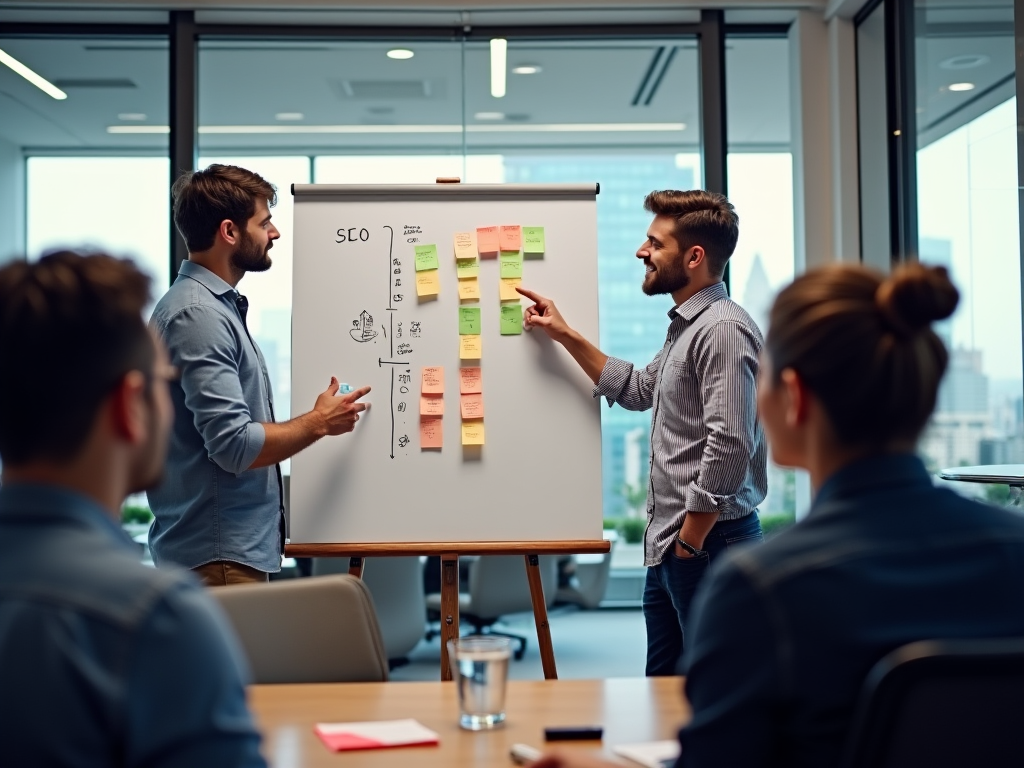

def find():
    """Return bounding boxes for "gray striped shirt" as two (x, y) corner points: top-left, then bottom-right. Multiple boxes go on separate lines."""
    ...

(595, 282), (768, 566)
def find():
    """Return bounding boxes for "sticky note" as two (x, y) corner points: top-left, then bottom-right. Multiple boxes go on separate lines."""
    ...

(454, 232), (476, 259)
(422, 366), (444, 394)
(499, 225), (521, 251)
(420, 417), (443, 449)
(499, 252), (523, 279)
(477, 226), (499, 254)
(459, 334), (482, 359)
(420, 395), (444, 416)
(414, 244), (440, 271)
(459, 366), (482, 394)
(461, 419), (485, 446)
(523, 226), (545, 254)
(459, 306), (481, 335)
(416, 269), (440, 296)
(460, 393), (484, 419)
(499, 277), (522, 301)
(500, 303), (523, 335)
(458, 278), (480, 301)
(456, 258), (479, 279)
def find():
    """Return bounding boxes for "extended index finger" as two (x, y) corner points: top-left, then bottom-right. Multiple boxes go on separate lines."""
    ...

(341, 385), (372, 402)
(516, 286), (546, 303)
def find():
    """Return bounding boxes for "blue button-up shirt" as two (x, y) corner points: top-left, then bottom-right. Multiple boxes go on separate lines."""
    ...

(148, 260), (283, 572)
(0, 484), (266, 767)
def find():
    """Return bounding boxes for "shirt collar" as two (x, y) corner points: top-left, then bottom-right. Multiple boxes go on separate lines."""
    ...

(811, 453), (933, 512)
(669, 281), (729, 322)
(177, 260), (237, 298)
(0, 483), (136, 550)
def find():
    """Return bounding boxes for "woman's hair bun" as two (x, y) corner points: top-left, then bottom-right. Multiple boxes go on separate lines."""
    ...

(875, 262), (959, 338)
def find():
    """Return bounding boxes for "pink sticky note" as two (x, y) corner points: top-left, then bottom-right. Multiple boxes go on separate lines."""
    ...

(422, 366), (444, 394)
(477, 226), (500, 255)
(460, 393), (484, 419)
(499, 225), (521, 251)
(459, 367), (482, 394)
(420, 417), (443, 449)
(420, 395), (444, 417)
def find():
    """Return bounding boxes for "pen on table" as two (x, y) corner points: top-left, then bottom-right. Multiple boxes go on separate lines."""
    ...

(510, 743), (543, 765)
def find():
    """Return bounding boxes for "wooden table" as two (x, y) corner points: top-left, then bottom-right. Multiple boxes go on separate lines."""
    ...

(250, 677), (690, 768)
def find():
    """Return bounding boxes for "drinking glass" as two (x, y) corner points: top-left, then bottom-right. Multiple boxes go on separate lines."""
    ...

(447, 635), (512, 730)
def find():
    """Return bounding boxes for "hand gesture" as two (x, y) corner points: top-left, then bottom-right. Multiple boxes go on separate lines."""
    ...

(517, 286), (572, 342)
(313, 377), (370, 436)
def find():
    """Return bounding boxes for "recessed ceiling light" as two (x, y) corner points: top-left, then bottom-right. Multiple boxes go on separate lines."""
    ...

(0, 47), (66, 100)
(387, 49), (414, 60)
(275, 112), (304, 121)
(474, 111), (505, 120)
(948, 82), (976, 92)
(117, 113), (147, 121)
(940, 54), (990, 71)
(512, 64), (542, 75)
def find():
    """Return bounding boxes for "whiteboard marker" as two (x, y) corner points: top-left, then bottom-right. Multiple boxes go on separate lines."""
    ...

(338, 383), (353, 394)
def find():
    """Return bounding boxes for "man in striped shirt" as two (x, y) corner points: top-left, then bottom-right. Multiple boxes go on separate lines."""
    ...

(518, 189), (767, 675)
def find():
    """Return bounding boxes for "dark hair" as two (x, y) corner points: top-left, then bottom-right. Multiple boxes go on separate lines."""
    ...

(0, 251), (154, 465)
(643, 189), (739, 277)
(171, 164), (277, 253)
(766, 262), (960, 448)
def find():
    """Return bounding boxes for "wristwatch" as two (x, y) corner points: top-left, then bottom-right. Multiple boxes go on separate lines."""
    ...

(676, 538), (705, 557)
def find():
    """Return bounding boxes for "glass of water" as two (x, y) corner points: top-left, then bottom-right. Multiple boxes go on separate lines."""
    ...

(447, 635), (512, 730)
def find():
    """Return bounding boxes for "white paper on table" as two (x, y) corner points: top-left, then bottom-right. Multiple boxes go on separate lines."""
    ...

(612, 740), (681, 768)
(314, 719), (440, 751)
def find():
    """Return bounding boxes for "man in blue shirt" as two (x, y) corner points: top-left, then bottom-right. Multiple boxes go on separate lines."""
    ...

(0, 251), (266, 767)
(149, 165), (370, 585)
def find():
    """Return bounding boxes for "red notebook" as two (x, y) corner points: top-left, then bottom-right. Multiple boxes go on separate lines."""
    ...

(314, 719), (440, 752)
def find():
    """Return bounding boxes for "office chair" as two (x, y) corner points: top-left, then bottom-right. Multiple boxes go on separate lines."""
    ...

(841, 637), (1024, 768)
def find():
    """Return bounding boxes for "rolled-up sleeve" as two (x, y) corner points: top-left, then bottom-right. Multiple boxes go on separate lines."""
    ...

(162, 306), (265, 475)
(592, 352), (663, 411)
(686, 321), (761, 515)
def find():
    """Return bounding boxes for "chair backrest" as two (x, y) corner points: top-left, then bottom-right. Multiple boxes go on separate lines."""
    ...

(842, 638), (1024, 768)
(312, 556), (426, 661)
(466, 555), (558, 620)
(210, 574), (388, 684)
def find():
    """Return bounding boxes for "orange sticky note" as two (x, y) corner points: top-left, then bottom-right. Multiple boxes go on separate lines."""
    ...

(459, 366), (482, 394)
(421, 395), (444, 416)
(416, 269), (440, 296)
(477, 226), (499, 254)
(459, 334), (482, 360)
(499, 277), (522, 301)
(461, 419), (485, 446)
(422, 367), (444, 394)
(460, 393), (484, 419)
(420, 417), (443, 449)
(458, 277), (480, 301)
(454, 232), (476, 260)
(499, 225), (521, 251)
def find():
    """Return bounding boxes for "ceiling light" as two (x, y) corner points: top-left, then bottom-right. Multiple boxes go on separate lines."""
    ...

(0, 47), (67, 100)
(275, 112), (304, 121)
(387, 49), (414, 60)
(117, 113), (147, 121)
(940, 54), (990, 71)
(948, 82), (976, 92)
(490, 38), (507, 98)
(512, 64), (542, 75)
(474, 112), (505, 120)
(107, 125), (170, 134)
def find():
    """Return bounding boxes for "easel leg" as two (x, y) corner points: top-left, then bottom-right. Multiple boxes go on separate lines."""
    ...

(348, 556), (364, 578)
(525, 554), (558, 680)
(440, 553), (460, 682)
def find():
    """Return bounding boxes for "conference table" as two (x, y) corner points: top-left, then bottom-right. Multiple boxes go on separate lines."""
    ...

(250, 677), (690, 768)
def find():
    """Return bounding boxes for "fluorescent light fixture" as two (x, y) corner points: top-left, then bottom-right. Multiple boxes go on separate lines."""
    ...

(387, 48), (414, 60)
(107, 125), (170, 134)
(468, 122), (686, 133)
(948, 82), (976, 92)
(275, 112), (304, 121)
(117, 112), (147, 121)
(474, 112), (505, 120)
(108, 122), (686, 135)
(490, 38), (507, 98)
(512, 65), (542, 75)
(0, 47), (67, 100)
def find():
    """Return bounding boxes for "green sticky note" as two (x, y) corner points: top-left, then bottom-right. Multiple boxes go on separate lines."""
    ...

(499, 251), (523, 278)
(523, 226), (545, 254)
(456, 258), (479, 279)
(459, 306), (481, 335)
(500, 303), (523, 335)
(414, 244), (440, 272)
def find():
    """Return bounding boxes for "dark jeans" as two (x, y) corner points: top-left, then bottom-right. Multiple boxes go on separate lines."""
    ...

(644, 513), (763, 676)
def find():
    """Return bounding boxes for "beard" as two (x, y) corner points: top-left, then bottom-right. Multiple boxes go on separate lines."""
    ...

(642, 257), (690, 296)
(231, 228), (273, 273)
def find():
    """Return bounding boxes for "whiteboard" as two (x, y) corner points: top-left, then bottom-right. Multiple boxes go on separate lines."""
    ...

(290, 184), (602, 545)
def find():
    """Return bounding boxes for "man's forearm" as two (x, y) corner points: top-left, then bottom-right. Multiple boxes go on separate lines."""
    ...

(559, 328), (609, 384)
(248, 412), (327, 469)
(680, 511), (721, 550)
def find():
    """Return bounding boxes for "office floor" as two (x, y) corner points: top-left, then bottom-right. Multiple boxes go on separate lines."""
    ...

(390, 606), (648, 681)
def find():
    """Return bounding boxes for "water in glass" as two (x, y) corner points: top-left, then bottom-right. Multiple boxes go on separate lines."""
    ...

(448, 636), (512, 730)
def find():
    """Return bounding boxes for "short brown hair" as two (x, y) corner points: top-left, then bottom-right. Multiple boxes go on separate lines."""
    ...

(643, 189), (739, 277)
(172, 164), (277, 253)
(766, 262), (959, 448)
(0, 251), (154, 464)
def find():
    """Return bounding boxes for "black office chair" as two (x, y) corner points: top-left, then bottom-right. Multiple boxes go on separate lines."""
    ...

(841, 637), (1024, 768)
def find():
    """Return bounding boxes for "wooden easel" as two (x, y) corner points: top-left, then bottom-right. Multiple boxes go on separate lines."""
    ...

(287, 540), (610, 681)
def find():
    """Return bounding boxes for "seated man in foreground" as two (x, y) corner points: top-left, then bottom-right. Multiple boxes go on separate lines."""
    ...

(0, 252), (267, 767)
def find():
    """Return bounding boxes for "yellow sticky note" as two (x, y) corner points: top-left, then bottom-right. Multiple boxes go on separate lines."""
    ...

(454, 232), (476, 259)
(456, 259), (479, 279)
(458, 278), (480, 300)
(459, 334), (482, 359)
(416, 269), (440, 296)
(461, 419), (485, 446)
(499, 278), (522, 301)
